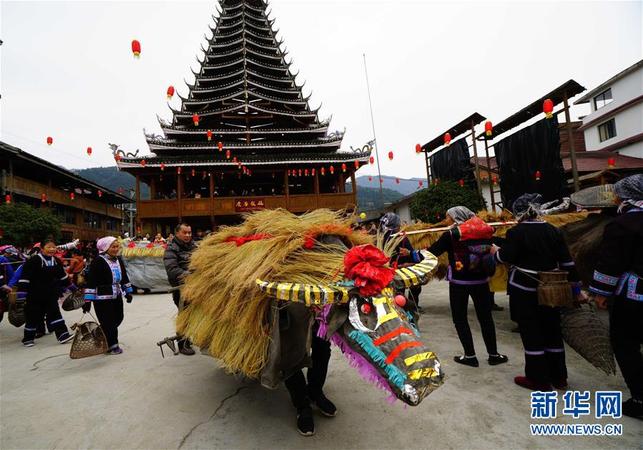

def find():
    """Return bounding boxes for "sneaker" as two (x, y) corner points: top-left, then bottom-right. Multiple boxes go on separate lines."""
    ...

(514, 375), (552, 391)
(23, 340), (35, 347)
(552, 379), (568, 390)
(488, 354), (509, 365)
(296, 407), (315, 436)
(491, 303), (504, 311)
(622, 398), (643, 420)
(58, 332), (74, 344)
(454, 355), (479, 367)
(311, 392), (337, 417)
(108, 346), (123, 355)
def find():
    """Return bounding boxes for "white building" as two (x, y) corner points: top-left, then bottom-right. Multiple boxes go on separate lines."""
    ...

(575, 59), (643, 159)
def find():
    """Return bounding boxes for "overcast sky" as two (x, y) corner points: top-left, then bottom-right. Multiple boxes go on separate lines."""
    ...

(1, 0), (641, 179)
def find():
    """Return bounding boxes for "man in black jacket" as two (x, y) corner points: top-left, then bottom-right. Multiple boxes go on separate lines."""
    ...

(164, 222), (197, 355)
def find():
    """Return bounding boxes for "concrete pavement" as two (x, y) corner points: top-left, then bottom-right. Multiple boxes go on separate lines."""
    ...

(1, 281), (640, 449)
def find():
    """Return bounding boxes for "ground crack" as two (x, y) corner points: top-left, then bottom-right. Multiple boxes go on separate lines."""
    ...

(31, 353), (67, 371)
(177, 385), (249, 449)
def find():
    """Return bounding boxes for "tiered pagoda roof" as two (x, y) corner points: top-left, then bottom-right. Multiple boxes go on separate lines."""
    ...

(119, 0), (368, 170)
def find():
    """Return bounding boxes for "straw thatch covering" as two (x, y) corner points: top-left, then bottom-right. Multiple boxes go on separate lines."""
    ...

(176, 209), (372, 378)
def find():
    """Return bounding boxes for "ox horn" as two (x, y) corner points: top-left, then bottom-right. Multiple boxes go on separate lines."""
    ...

(255, 279), (351, 306)
(393, 251), (438, 289)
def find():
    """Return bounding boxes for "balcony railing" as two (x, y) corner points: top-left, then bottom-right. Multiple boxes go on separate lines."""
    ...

(137, 193), (355, 219)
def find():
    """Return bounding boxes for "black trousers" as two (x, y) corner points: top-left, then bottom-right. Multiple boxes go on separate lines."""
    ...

(23, 296), (69, 342)
(449, 283), (498, 356)
(93, 296), (124, 349)
(610, 296), (643, 400)
(512, 290), (567, 384)
(172, 290), (190, 346)
(284, 332), (331, 410)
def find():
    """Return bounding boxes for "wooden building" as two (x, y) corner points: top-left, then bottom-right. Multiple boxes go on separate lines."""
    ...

(1, 141), (132, 242)
(117, 0), (368, 235)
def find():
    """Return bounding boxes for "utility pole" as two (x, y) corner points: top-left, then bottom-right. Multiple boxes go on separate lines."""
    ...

(363, 53), (384, 209)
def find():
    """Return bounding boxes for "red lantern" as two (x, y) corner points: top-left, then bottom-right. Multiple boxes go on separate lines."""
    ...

(97, 190), (103, 198)
(226, 150), (231, 159)
(202, 171), (207, 178)
(70, 192), (75, 201)
(192, 113), (200, 126)
(395, 178), (400, 184)
(232, 156), (238, 163)
(492, 175), (498, 186)
(341, 163), (347, 172)
(304, 169), (309, 176)
(485, 121), (493, 137)
(444, 133), (451, 146)
(312, 168), (316, 176)
(5, 194), (11, 204)
(160, 163), (165, 171)
(131, 39), (141, 58)
(46, 136), (53, 146)
(191, 168), (196, 177)
(217, 141), (223, 151)
(535, 170), (542, 181)
(114, 154), (121, 162)
(369, 156), (375, 165)
(368, 176), (372, 182)
(321, 167), (326, 176)
(418, 180), (424, 188)
(415, 143), (422, 153)
(354, 160), (359, 169)
(86, 147), (92, 156)
(607, 157), (616, 168)
(207, 130), (212, 141)
(177, 167), (182, 174)
(140, 160), (146, 167)
(330, 166), (335, 175)
(167, 85), (175, 99)
(458, 179), (464, 187)
(543, 99), (554, 119)
(41, 193), (47, 203)
(388, 151), (394, 160)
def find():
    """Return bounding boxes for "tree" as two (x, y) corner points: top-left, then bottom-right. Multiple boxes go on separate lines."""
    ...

(0, 203), (61, 247)
(410, 181), (486, 223)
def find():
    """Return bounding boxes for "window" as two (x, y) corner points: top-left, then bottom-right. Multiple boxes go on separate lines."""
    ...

(598, 118), (617, 142)
(83, 211), (102, 229)
(53, 204), (77, 225)
(594, 89), (613, 110)
(105, 218), (118, 231)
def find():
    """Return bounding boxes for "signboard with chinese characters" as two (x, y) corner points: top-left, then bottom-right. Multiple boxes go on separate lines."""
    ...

(234, 198), (266, 212)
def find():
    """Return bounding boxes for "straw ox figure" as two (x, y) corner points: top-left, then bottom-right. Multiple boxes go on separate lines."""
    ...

(160, 209), (444, 406)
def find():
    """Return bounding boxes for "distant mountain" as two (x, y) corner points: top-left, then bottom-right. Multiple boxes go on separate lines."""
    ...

(355, 175), (428, 196)
(72, 167), (402, 210)
(73, 166), (139, 196)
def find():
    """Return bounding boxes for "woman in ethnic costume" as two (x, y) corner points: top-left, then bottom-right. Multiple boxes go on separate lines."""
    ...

(82, 236), (134, 354)
(590, 174), (643, 420)
(493, 194), (585, 391)
(18, 239), (76, 346)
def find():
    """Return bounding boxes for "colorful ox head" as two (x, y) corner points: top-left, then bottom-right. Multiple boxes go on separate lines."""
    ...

(256, 245), (444, 406)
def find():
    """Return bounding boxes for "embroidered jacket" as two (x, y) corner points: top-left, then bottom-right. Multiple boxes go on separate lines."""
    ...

(84, 255), (133, 301)
(495, 220), (580, 293)
(16, 254), (72, 301)
(590, 209), (642, 302)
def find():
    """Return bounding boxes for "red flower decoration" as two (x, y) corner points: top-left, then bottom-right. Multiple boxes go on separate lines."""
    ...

(303, 236), (316, 249)
(343, 244), (395, 297)
(146, 243), (154, 248)
(225, 233), (272, 247)
(458, 217), (494, 240)
(127, 242), (136, 248)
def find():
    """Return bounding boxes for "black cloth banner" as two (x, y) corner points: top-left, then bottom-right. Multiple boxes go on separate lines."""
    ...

(429, 138), (475, 188)
(495, 116), (567, 209)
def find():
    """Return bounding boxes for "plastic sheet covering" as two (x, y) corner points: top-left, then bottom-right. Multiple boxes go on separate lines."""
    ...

(495, 116), (567, 209)
(570, 184), (617, 208)
(122, 256), (171, 291)
(429, 138), (475, 187)
(560, 304), (616, 375)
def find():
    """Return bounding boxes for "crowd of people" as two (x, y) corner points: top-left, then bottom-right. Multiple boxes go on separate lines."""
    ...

(0, 174), (641, 433)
